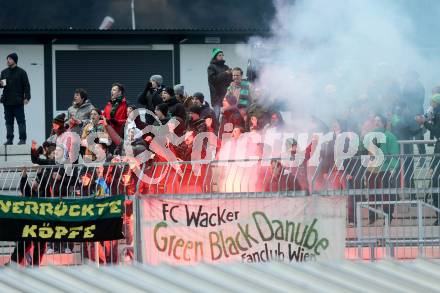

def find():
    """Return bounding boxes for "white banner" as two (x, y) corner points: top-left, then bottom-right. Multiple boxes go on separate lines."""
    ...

(141, 196), (346, 265)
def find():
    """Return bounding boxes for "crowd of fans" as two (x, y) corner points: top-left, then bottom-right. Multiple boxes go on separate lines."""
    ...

(12, 47), (440, 265)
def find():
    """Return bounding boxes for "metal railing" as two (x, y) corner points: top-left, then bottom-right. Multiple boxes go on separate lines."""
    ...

(0, 151), (440, 265)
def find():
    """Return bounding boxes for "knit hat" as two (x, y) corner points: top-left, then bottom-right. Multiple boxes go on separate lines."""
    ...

(432, 93), (440, 104)
(155, 103), (169, 116)
(193, 92), (205, 103)
(7, 53), (18, 64)
(188, 105), (202, 115)
(224, 93), (237, 106)
(211, 48), (223, 59)
(53, 113), (66, 127)
(149, 75), (163, 85)
(174, 84), (184, 96)
(162, 87), (175, 97)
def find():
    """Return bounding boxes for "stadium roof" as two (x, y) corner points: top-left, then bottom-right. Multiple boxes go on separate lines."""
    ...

(0, 0), (275, 32)
(1, 259), (440, 292)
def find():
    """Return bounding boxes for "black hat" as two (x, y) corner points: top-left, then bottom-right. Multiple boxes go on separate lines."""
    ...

(7, 53), (18, 64)
(52, 113), (66, 127)
(155, 103), (169, 116)
(193, 92), (205, 103)
(188, 105), (202, 115)
(162, 87), (175, 97)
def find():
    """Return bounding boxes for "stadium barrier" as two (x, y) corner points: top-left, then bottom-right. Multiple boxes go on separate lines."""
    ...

(0, 151), (439, 266)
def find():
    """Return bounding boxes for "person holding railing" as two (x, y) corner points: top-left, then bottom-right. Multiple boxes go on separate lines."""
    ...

(416, 93), (440, 225)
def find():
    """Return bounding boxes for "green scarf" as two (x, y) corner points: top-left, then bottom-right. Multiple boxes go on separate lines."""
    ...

(110, 96), (124, 118)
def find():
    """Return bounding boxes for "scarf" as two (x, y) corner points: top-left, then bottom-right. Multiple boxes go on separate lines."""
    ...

(110, 96), (124, 118)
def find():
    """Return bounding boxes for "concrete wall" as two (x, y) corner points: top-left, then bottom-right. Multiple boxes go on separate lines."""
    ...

(180, 44), (251, 104)
(0, 45), (46, 144)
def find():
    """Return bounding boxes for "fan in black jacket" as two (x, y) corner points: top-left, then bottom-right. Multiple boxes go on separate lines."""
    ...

(137, 75), (164, 125)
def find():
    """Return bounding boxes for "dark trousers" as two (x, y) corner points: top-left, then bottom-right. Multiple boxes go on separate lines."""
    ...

(4, 105), (26, 141)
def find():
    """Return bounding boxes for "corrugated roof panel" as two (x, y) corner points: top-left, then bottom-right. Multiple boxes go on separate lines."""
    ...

(2, 259), (440, 292)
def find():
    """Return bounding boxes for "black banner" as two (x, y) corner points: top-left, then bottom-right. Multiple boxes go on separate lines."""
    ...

(0, 195), (125, 242)
(0, 218), (123, 242)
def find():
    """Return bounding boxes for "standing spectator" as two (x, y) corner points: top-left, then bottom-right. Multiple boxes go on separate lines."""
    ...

(207, 48), (232, 119)
(0, 53), (30, 145)
(161, 87), (187, 121)
(187, 105), (207, 135)
(363, 115), (399, 225)
(137, 75), (164, 125)
(226, 67), (252, 108)
(103, 83), (128, 137)
(81, 108), (108, 162)
(219, 94), (245, 140)
(67, 88), (94, 135)
(416, 93), (440, 225)
(174, 84), (193, 109)
(192, 92), (217, 132)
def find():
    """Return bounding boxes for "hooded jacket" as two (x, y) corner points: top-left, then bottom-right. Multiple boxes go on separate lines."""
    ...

(137, 85), (164, 125)
(207, 59), (232, 107)
(165, 96), (187, 121)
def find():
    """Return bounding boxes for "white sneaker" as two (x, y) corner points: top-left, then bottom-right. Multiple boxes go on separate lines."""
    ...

(46, 248), (54, 254)
(64, 248), (72, 254)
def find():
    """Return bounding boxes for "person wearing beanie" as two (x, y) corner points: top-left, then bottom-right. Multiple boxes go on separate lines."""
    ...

(192, 91), (218, 132)
(174, 84), (184, 97)
(0, 52), (31, 145)
(161, 87), (187, 121)
(137, 74), (164, 125)
(150, 75), (163, 86)
(188, 105), (207, 135)
(207, 48), (232, 120)
(174, 84), (193, 109)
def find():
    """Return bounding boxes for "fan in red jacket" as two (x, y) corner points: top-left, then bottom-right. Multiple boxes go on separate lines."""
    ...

(103, 83), (128, 137)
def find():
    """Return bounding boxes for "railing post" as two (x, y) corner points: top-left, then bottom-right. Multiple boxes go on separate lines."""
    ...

(399, 143), (404, 189)
(356, 203), (362, 259)
(133, 164), (145, 263)
(418, 201), (424, 257)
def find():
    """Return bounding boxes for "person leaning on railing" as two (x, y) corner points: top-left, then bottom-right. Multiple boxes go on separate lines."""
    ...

(416, 93), (440, 225)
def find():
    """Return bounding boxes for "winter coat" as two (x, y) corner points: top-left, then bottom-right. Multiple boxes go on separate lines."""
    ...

(188, 118), (208, 135)
(67, 100), (95, 135)
(199, 101), (218, 131)
(31, 147), (56, 166)
(137, 85), (163, 125)
(103, 97), (128, 137)
(219, 106), (245, 139)
(0, 66), (31, 106)
(207, 59), (232, 107)
(166, 97), (187, 121)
